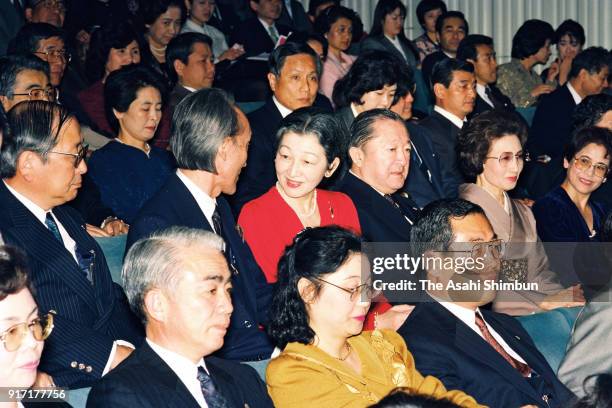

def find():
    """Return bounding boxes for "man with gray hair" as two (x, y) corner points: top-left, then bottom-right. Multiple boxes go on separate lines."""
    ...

(88, 227), (273, 407)
(127, 88), (275, 365)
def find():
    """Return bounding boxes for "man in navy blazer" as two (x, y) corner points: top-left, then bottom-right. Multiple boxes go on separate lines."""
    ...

(88, 228), (273, 408)
(127, 88), (274, 363)
(527, 47), (611, 198)
(398, 199), (574, 407)
(0, 101), (143, 388)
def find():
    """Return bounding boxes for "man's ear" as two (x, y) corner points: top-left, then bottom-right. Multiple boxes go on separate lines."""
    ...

(16, 151), (40, 181)
(173, 59), (186, 78)
(433, 83), (447, 101)
(267, 72), (277, 93)
(348, 146), (363, 168)
(112, 108), (124, 121)
(563, 157), (570, 169)
(0, 96), (10, 112)
(25, 8), (33, 22)
(143, 288), (167, 323)
(297, 277), (317, 304)
(324, 157), (341, 178)
(249, 0), (259, 13)
(217, 136), (231, 162)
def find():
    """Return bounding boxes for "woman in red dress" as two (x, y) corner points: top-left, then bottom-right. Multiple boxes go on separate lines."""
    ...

(239, 107), (360, 283)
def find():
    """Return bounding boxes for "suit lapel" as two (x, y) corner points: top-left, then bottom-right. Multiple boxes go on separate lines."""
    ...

(168, 175), (214, 231)
(379, 36), (407, 62)
(205, 357), (245, 407)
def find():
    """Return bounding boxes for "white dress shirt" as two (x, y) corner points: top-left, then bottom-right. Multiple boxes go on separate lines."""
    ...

(181, 19), (229, 61)
(476, 83), (494, 108)
(439, 301), (528, 365)
(272, 96), (292, 118)
(258, 18), (279, 43)
(567, 81), (582, 105)
(176, 169), (218, 233)
(147, 339), (210, 408)
(434, 105), (466, 129)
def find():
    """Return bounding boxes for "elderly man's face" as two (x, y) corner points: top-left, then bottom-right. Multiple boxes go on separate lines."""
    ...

(35, 36), (67, 87)
(0, 69), (51, 112)
(268, 53), (319, 111)
(216, 108), (251, 196)
(350, 118), (410, 195)
(26, 0), (66, 27)
(161, 248), (233, 360)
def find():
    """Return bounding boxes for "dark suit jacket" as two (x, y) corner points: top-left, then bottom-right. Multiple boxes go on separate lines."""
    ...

(470, 84), (515, 118)
(360, 35), (418, 67)
(334, 105), (355, 131)
(398, 301), (575, 407)
(403, 122), (449, 207)
(418, 110), (464, 197)
(230, 18), (291, 57)
(337, 172), (419, 243)
(0, 0), (24, 56)
(86, 341), (273, 408)
(277, 0), (312, 33)
(0, 182), (143, 388)
(421, 50), (449, 89)
(127, 174), (274, 361)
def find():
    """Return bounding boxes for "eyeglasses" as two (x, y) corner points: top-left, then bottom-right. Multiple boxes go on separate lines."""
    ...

(0, 313), (54, 352)
(437, 239), (505, 260)
(11, 87), (57, 102)
(485, 152), (530, 168)
(314, 277), (380, 302)
(34, 49), (71, 63)
(48, 143), (88, 168)
(572, 156), (609, 178)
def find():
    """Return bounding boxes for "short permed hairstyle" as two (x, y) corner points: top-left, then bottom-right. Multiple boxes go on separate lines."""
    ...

(0, 245), (32, 302)
(563, 126), (612, 164)
(435, 11), (468, 35)
(568, 46), (612, 80)
(456, 110), (528, 180)
(511, 19), (555, 60)
(416, 0), (447, 28)
(140, 0), (185, 26)
(0, 54), (49, 98)
(267, 226), (363, 348)
(572, 94), (612, 132)
(313, 5), (358, 36)
(332, 51), (404, 108)
(104, 64), (166, 134)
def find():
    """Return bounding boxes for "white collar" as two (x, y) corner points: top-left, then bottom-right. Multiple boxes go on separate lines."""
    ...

(476, 83), (494, 108)
(175, 169), (217, 231)
(434, 105), (466, 129)
(567, 81), (582, 105)
(3, 180), (48, 224)
(272, 96), (293, 118)
(349, 103), (360, 119)
(185, 18), (204, 30)
(442, 50), (454, 58)
(258, 17), (275, 30)
(182, 85), (197, 93)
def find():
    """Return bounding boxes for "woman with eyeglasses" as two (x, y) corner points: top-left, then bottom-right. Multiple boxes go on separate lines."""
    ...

(457, 110), (584, 315)
(0, 245), (67, 407)
(82, 65), (175, 224)
(266, 226), (482, 408)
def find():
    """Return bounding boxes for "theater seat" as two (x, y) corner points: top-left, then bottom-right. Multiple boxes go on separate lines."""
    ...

(94, 234), (127, 284)
(516, 307), (582, 373)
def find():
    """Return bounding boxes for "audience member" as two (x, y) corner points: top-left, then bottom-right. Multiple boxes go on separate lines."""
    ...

(0, 244), (72, 407)
(456, 34), (515, 117)
(496, 19), (556, 108)
(24, 0), (65, 27)
(230, 0), (290, 57)
(239, 107), (359, 283)
(457, 110), (583, 315)
(277, 0), (312, 34)
(420, 11), (468, 87)
(360, 0), (419, 68)
(412, 0), (447, 63)
(370, 388), (462, 408)
(0, 54), (53, 112)
(541, 19), (585, 86)
(127, 88), (274, 363)
(398, 198), (576, 407)
(87, 227), (273, 407)
(82, 65), (174, 225)
(390, 64), (452, 207)
(232, 42), (323, 213)
(306, 0), (338, 23)
(572, 374), (612, 408)
(78, 21), (142, 137)
(315, 5), (358, 101)
(333, 51), (403, 129)
(266, 225), (483, 408)
(139, 0), (184, 81)
(0, 101), (143, 387)
(338, 109), (420, 242)
(155, 32), (216, 149)
(419, 58), (475, 197)
(181, 0), (245, 63)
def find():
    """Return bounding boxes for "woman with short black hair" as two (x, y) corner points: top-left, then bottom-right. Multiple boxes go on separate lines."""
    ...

(412, 0), (447, 62)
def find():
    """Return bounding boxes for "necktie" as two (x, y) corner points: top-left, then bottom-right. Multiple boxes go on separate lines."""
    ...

(212, 205), (223, 237)
(268, 25), (279, 44)
(485, 86), (503, 109)
(197, 366), (229, 408)
(475, 312), (531, 377)
(45, 212), (64, 244)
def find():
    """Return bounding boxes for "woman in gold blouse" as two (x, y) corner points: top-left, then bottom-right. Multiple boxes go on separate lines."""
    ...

(266, 226), (483, 408)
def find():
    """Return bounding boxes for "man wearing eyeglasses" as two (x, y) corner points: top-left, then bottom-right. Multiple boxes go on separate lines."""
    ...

(0, 54), (54, 112)
(397, 198), (575, 407)
(0, 101), (143, 389)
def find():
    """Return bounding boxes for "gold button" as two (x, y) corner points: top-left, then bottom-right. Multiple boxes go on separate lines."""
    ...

(70, 361), (78, 368)
(78, 363), (85, 370)
(85, 366), (93, 373)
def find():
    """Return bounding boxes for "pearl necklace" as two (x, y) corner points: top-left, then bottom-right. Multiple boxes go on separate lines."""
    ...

(276, 182), (317, 218)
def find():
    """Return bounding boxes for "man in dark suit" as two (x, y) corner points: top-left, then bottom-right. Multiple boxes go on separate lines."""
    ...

(0, 0), (25, 56)
(338, 109), (419, 243)
(0, 101), (143, 388)
(87, 227), (273, 407)
(398, 199), (575, 407)
(231, 42), (324, 213)
(421, 11), (468, 88)
(457, 34), (515, 117)
(277, 0), (312, 33)
(419, 58), (475, 198)
(127, 88), (274, 363)
(230, 0), (290, 57)
(527, 47), (611, 198)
